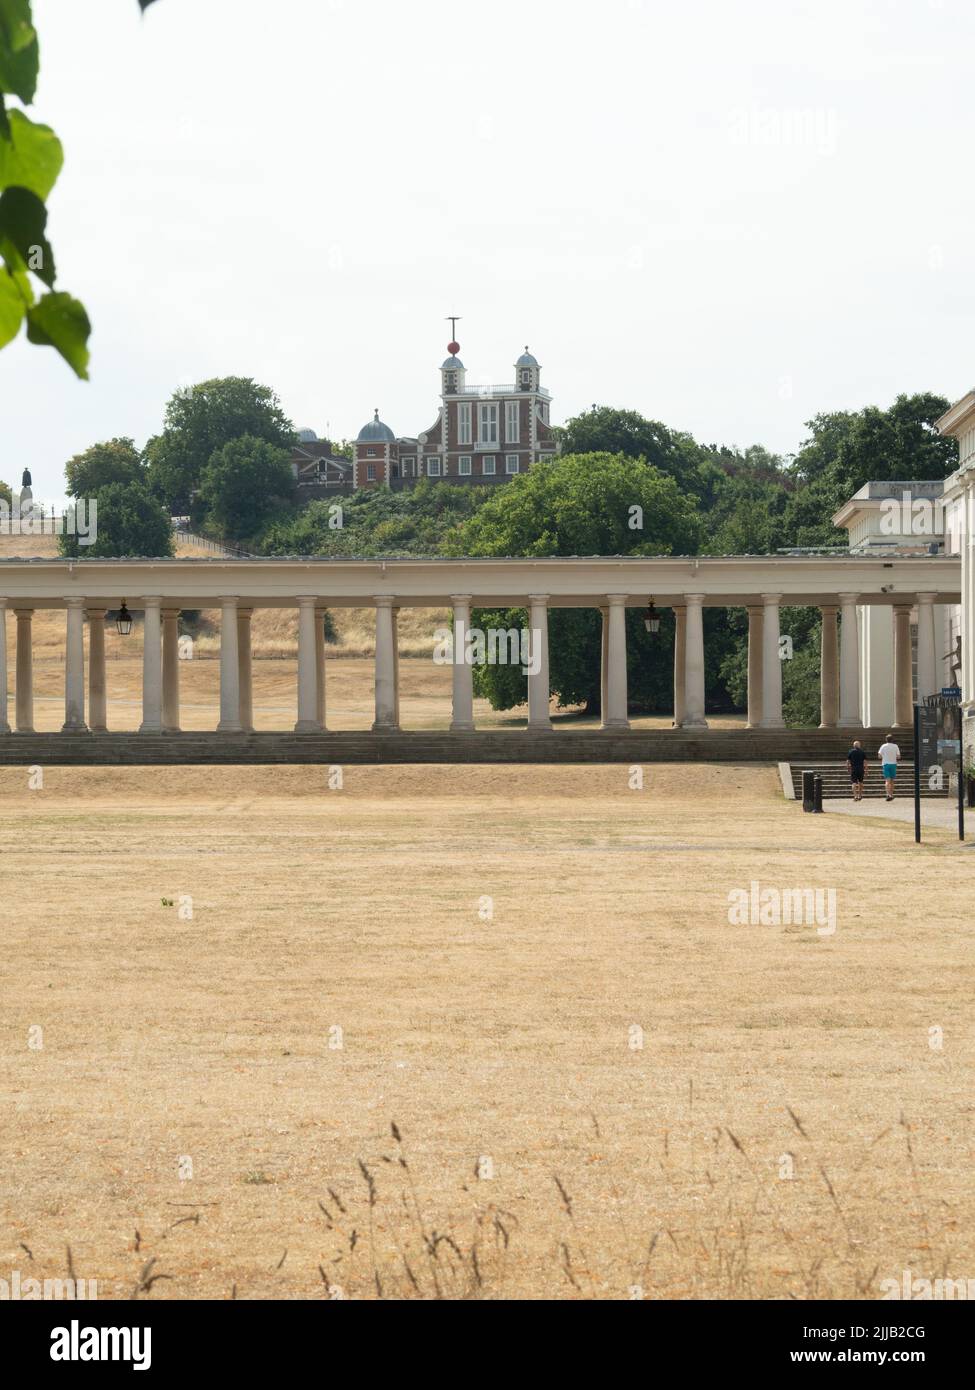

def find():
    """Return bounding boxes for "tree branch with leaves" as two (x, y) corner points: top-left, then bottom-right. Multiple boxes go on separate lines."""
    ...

(0, 0), (158, 376)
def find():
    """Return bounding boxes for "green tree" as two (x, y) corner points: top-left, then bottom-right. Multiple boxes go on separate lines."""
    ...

(65, 437), (144, 498)
(145, 376), (296, 514)
(0, 1), (96, 374)
(445, 451), (700, 559)
(783, 394), (958, 545)
(445, 453), (701, 714)
(58, 479), (173, 558)
(719, 605), (823, 728)
(196, 434), (295, 541)
(259, 478), (490, 557)
(556, 405), (711, 497)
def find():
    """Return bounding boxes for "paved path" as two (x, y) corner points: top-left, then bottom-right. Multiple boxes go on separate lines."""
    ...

(824, 794), (969, 836)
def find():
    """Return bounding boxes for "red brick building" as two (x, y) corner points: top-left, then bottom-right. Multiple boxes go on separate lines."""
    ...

(353, 340), (559, 489)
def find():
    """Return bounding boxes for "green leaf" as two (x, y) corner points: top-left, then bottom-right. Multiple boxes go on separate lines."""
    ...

(0, 109), (62, 198)
(0, 93), (9, 141)
(26, 290), (90, 378)
(0, 185), (54, 285)
(0, 263), (26, 346)
(0, 0), (39, 104)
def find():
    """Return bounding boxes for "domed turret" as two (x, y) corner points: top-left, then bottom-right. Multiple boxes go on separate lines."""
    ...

(296, 427), (318, 443)
(441, 342), (466, 395)
(357, 409), (395, 442)
(515, 346), (540, 391)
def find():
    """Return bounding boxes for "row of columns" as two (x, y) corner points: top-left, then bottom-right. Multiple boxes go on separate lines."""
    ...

(0, 589), (946, 736)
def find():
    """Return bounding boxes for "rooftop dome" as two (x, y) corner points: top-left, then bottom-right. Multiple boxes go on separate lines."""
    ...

(357, 409), (395, 442)
(516, 346), (539, 367)
(296, 427), (317, 442)
(441, 355), (465, 370)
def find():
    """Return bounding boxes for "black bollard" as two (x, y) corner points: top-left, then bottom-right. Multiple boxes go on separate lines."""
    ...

(801, 769), (815, 812)
(813, 775), (824, 813)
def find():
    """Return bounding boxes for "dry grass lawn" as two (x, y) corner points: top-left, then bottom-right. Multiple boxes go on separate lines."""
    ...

(1, 743), (973, 1300)
(2, 531), (973, 1299)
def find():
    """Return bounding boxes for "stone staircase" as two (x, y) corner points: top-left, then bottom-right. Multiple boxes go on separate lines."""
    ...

(0, 726), (911, 767)
(787, 760), (943, 800)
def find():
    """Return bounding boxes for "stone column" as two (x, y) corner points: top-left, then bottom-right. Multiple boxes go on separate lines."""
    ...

(893, 602), (914, 727)
(392, 606), (401, 728)
(527, 594), (552, 731)
(838, 592), (862, 728)
(599, 606), (609, 722)
(60, 598), (87, 733)
(956, 486), (973, 711)
(683, 594), (708, 728)
(237, 607), (253, 733)
(162, 608), (181, 734)
(372, 596), (399, 731)
(450, 594), (475, 731)
(672, 604), (686, 727)
(314, 607), (327, 731)
(87, 608), (107, 733)
(14, 609), (34, 733)
(603, 594), (629, 729)
(915, 592), (938, 704)
(760, 594), (783, 728)
(0, 600), (10, 734)
(819, 605), (839, 729)
(746, 605), (764, 729)
(139, 597), (163, 733)
(217, 595), (241, 733)
(295, 596), (320, 732)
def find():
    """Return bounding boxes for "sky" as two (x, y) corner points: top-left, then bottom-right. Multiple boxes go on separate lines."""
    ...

(3, 0), (975, 503)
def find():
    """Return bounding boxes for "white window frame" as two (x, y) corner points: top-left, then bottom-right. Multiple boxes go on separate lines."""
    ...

(482, 455), (496, 475)
(425, 456), (441, 477)
(478, 402), (499, 446)
(505, 455), (519, 474)
(458, 455), (472, 476)
(506, 401), (520, 443)
(366, 463), (376, 481)
(458, 402), (472, 446)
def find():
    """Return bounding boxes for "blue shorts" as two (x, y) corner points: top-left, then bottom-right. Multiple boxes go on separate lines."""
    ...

(882, 763), (897, 779)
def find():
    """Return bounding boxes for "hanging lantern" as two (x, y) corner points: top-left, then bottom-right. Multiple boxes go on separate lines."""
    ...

(644, 598), (660, 635)
(116, 600), (133, 636)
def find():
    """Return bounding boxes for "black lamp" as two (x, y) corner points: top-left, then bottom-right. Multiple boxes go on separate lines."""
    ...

(644, 598), (660, 635)
(116, 601), (133, 636)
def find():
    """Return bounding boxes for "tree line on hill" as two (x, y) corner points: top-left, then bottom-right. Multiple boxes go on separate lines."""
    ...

(3, 377), (957, 725)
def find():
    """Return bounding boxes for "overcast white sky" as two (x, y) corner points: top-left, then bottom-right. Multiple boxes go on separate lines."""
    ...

(4, 0), (975, 501)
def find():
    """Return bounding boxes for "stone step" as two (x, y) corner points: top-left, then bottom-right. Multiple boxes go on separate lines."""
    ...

(0, 727), (917, 767)
(788, 762), (947, 799)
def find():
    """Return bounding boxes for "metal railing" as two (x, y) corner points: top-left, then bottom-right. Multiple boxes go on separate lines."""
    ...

(173, 528), (251, 559)
(452, 383), (552, 399)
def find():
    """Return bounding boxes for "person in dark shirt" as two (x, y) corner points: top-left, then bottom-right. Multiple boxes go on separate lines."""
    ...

(846, 740), (868, 801)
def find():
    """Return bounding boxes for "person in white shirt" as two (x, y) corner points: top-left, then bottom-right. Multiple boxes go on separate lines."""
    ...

(877, 734), (901, 802)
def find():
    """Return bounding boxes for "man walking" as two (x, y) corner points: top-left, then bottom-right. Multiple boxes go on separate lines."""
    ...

(877, 733), (902, 802)
(846, 740), (868, 801)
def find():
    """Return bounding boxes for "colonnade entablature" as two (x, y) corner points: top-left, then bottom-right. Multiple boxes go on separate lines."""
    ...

(0, 554), (962, 737)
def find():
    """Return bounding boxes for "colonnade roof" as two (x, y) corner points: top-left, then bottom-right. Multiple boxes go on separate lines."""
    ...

(0, 553), (961, 610)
